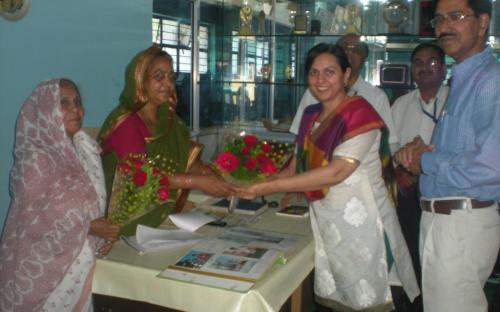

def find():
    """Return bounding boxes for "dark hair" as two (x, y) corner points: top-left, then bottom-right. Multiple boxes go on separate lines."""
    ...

(59, 78), (81, 98)
(153, 47), (174, 65)
(433, 0), (492, 18)
(411, 42), (446, 64)
(305, 43), (351, 76)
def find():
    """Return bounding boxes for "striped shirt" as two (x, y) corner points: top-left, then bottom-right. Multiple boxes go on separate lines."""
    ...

(420, 46), (500, 202)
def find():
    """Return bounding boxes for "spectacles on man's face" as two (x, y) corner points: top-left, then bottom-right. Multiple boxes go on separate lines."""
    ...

(412, 58), (441, 69)
(430, 11), (475, 28)
(338, 42), (364, 55)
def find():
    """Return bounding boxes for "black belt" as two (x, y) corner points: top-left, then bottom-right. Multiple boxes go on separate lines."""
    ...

(420, 199), (495, 215)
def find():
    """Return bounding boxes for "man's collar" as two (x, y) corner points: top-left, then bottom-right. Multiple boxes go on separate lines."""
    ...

(417, 84), (447, 104)
(347, 76), (363, 95)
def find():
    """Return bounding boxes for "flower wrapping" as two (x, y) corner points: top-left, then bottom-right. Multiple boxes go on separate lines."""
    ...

(213, 134), (294, 185)
(107, 154), (174, 225)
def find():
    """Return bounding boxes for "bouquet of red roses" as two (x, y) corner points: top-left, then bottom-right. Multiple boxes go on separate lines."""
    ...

(107, 154), (173, 225)
(213, 134), (294, 185)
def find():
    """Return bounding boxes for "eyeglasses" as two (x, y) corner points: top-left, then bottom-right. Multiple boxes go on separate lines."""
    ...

(338, 42), (365, 54)
(412, 58), (441, 68)
(430, 11), (475, 28)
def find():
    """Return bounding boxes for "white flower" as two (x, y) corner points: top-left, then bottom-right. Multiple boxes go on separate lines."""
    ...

(343, 197), (368, 227)
(352, 238), (372, 263)
(344, 173), (361, 186)
(355, 279), (376, 307)
(378, 257), (388, 278)
(315, 240), (327, 258)
(315, 269), (337, 297)
(321, 222), (342, 246)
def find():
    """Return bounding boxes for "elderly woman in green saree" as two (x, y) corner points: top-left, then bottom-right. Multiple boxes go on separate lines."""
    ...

(98, 46), (234, 235)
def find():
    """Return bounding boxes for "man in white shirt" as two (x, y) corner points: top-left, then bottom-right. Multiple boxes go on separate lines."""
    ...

(391, 42), (448, 308)
(289, 33), (399, 152)
(392, 43), (448, 151)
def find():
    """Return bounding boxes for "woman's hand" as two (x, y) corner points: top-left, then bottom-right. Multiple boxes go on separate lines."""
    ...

(195, 175), (236, 197)
(236, 182), (269, 200)
(280, 192), (304, 208)
(89, 217), (121, 242)
(97, 241), (115, 257)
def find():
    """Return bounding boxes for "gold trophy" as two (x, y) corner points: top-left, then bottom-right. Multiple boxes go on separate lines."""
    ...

(383, 0), (410, 33)
(260, 64), (272, 82)
(238, 5), (254, 36)
(285, 64), (293, 82)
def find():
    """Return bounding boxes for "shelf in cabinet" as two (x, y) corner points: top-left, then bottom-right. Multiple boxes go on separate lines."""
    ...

(211, 80), (307, 87)
(224, 33), (437, 51)
(225, 33), (435, 39)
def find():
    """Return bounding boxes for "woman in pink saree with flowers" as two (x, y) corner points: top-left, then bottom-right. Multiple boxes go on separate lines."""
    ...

(98, 46), (234, 235)
(0, 79), (120, 312)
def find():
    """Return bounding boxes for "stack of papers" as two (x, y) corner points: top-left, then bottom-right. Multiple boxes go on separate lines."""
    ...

(122, 210), (215, 253)
(122, 225), (204, 253)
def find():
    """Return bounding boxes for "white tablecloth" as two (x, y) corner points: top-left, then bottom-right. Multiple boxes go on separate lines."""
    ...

(92, 193), (314, 312)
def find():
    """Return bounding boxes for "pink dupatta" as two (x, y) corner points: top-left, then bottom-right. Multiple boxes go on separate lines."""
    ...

(0, 79), (101, 311)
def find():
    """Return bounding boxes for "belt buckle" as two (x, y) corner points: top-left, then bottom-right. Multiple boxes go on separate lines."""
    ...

(430, 199), (436, 213)
(463, 199), (471, 211)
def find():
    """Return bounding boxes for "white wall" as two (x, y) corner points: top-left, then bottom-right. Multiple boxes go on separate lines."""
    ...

(0, 0), (153, 232)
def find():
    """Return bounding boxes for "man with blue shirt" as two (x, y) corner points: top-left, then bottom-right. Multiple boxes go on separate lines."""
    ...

(395, 0), (500, 311)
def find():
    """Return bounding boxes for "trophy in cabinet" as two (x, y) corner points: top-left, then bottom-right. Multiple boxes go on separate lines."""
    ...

(345, 4), (362, 34)
(293, 15), (307, 34)
(383, 0), (410, 33)
(238, 4), (254, 36)
(262, 0), (273, 16)
(258, 10), (266, 35)
(284, 64), (293, 82)
(260, 64), (272, 82)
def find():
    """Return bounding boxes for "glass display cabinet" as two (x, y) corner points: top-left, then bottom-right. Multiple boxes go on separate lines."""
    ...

(207, 0), (433, 130)
(153, 0), (499, 158)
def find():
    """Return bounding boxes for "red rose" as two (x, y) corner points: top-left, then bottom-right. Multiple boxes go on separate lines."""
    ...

(256, 153), (269, 163)
(133, 159), (143, 170)
(243, 135), (258, 147)
(260, 159), (277, 174)
(160, 175), (169, 186)
(244, 158), (258, 170)
(157, 186), (170, 201)
(261, 142), (272, 153)
(153, 167), (161, 175)
(133, 170), (148, 186)
(214, 151), (240, 173)
(118, 162), (131, 173)
(242, 146), (251, 155)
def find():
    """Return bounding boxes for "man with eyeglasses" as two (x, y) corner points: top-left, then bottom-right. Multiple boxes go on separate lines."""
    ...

(395, 1), (500, 311)
(390, 42), (449, 310)
(290, 33), (399, 153)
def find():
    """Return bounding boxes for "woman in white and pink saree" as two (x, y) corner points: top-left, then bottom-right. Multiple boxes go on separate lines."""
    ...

(0, 78), (120, 312)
